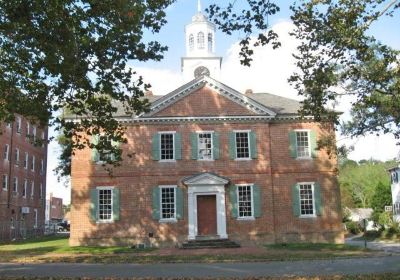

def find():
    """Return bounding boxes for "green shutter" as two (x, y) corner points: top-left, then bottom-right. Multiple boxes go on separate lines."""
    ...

(91, 135), (100, 162)
(176, 187), (184, 219)
(152, 187), (160, 220)
(112, 188), (120, 221)
(191, 133), (198, 160)
(310, 130), (318, 158)
(289, 131), (297, 158)
(90, 189), (98, 222)
(314, 182), (323, 216)
(229, 132), (236, 159)
(253, 184), (261, 218)
(175, 133), (182, 160)
(212, 132), (220, 160)
(152, 134), (160, 161)
(229, 185), (238, 218)
(292, 184), (300, 217)
(250, 131), (258, 159)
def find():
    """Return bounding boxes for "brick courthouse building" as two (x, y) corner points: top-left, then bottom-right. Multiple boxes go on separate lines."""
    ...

(69, 6), (343, 247)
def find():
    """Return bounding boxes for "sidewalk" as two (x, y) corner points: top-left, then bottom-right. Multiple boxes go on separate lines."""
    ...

(1, 256), (400, 278)
(346, 235), (400, 254)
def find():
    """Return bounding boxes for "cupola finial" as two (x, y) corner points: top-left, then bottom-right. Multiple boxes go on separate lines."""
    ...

(197, 0), (201, 12)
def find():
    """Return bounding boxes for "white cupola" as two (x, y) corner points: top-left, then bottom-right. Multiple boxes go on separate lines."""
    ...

(181, 0), (222, 82)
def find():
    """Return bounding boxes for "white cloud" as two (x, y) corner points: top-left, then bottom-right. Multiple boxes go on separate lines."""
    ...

(133, 67), (182, 95)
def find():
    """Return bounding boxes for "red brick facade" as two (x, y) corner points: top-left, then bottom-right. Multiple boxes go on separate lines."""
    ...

(0, 116), (48, 240)
(69, 84), (343, 247)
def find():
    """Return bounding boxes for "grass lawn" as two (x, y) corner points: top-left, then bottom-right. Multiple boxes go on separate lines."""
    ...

(0, 235), (382, 264)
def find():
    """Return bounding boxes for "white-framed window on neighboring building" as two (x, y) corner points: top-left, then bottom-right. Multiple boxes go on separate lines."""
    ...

(98, 187), (113, 222)
(10, 217), (15, 229)
(39, 183), (43, 199)
(392, 171), (399, 184)
(197, 32), (204, 49)
(235, 131), (250, 159)
(26, 122), (30, 139)
(24, 152), (28, 169)
(237, 184), (253, 219)
(12, 177), (18, 193)
(23, 179), (27, 198)
(31, 181), (35, 198)
(41, 131), (45, 147)
(6, 122), (11, 129)
(16, 117), (22, 134)
(32, 126), (37, 142)
(4, 144), (10, 161)
(198, 132), (213, 160)
(34, 209), (38, 228)
(160, 132), (175, 161)
(31, 155), (35, 172)
(14, 148), (19, 166)
(299, 183), (315, 217)
(160, 186), (176, 220)
(296, 130), (311, 158)
(2, 175), (8, 191)
(40, 159), (44, 174)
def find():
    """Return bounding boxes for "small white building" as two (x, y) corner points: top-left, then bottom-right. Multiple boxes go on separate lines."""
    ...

(389, 165), (400, 222)
(346, 207), (376, 231)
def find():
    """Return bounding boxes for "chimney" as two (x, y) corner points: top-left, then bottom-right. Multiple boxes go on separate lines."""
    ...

(244, 89), (253, 95)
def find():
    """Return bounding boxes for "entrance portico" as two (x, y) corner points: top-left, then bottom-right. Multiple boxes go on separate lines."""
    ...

(183, 172), (229, 240)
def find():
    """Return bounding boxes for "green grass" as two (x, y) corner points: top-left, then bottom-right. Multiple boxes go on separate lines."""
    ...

(266, 243), (366, 251)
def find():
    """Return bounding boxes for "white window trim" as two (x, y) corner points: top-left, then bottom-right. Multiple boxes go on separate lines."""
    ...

(31, 181), (35, 198)
(96, 186), (115, 224)
(13, 177), (18, 193)
(294, 129), (312, 159)
(4, 144), (9, 161)
(159, 185), (177, 222)
(234, 130), (251, 161)
(16, 117), (22, 134)
(15, 148), (20, 166)
(298, 182), (317, 218)
(23, 179), (28, 198)
(31, 155), (35, 172)
(158, 131), (176, 162)
(2, 175), (8, 191)
(24, 152), (28, 169)
(196, 131), (214, 161)
(236, 184), (255, 220)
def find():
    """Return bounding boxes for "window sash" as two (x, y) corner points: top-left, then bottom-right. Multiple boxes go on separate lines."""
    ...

(237, 185), (253, 218)
(160, 186), (176, 220)
(235, 131), (250, 159)
(299, 183), (315, 216)
(2, 175), (8, 190)
(160, 133), (175, 161)
(197, 133), (213, 160)
(296, 131), (311, 158)
(98, 188), (113, 222)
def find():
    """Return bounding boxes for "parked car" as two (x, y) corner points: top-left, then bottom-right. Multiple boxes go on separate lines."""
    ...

(56, 221), (70, 232)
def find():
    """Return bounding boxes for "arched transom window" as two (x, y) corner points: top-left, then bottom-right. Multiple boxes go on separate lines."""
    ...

(197, 32), (205, 49)
(189, 34), (194, 51)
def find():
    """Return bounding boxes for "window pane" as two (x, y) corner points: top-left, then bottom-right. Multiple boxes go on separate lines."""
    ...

(299, 184), (314, 216)
(160, 134), (174, 160)
(238, 185), (252, 217)
(296, 131), (310, 158)
(197, 32), (204, 49)
(198, 133), (212, 160)
(236, 132), (250, 158)
(161, 187), (175, 219)
(98, 189), (113, 221)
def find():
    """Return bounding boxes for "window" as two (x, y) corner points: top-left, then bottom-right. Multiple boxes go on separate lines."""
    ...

(16, 117), (21, 134)
(6, 122), (11, 129)
(2, 175), (8, 190)
(41, 132), (45, 147)
(392, 171), (399, 184)
(40, 159), (44, 174)
(24, 152), (28, 169)
(31, 181), (35, 198)
(296, 131), (311, 158)
(160, 133), (174, 161)
(4, 144), (10, 161)
(237, 185), (253, 218)
(34, 209), (38, 228)
(189, 34), (194, 51)
(235, 131), (250, 159)
(23, 179), (27, 198)
(31, 155), (35, 172)
(39, 183), (43, 199)
(14, 148), (19, 166)
(13, 177), (18, 193)
(394, 202), (400, 215)
(208, 33), (213, 51)
(32, 126), (37, 143)
(299, 183), (315, 217)
(198, 133), (213, 160)
(197, 32), (204, 49)
(26, 122), (30, 139)
(98, 188), (113, 222)
(160, 186), (176, 220)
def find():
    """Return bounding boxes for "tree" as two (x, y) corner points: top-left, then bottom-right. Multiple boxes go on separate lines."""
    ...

(207, 0), (400, 141)
(0, 0), (175, 164)
(370, 182), (392, 214)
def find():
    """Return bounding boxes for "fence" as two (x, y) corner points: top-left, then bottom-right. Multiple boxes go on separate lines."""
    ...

(0, 221), (57, 243)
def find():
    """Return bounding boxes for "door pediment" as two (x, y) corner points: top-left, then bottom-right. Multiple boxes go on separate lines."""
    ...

(183, 172), (229, 186)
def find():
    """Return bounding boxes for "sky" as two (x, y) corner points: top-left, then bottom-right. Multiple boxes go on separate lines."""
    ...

(46, 0), (400, 205)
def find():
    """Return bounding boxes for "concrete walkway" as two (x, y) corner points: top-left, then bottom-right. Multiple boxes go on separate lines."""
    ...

(1, 256), (400, 278)
(346, 235), (400, 254)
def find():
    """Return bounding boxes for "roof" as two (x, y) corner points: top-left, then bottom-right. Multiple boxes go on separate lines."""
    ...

(247, 92), (302, 115)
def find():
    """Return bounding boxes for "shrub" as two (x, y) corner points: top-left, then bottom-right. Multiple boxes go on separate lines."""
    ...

(346, 221), (362, 234)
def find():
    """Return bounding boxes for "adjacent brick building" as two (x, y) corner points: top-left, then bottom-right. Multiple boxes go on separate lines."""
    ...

(68, 6), (343, 247)
(0, 115), (48, 241)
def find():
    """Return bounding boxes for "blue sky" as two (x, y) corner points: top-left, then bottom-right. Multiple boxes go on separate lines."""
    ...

(47, 0), (400, 204)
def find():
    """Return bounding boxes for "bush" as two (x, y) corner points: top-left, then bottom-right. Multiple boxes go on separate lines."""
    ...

(346, 221), (362, 234)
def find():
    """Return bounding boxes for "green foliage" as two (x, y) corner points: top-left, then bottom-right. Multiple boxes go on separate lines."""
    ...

(0, 0), (175, 166)
(346, 221), (362, 235)
(370, 182), (392, 215)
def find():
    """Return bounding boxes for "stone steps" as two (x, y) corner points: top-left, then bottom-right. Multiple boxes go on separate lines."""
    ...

(181, 238), (240, 249)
